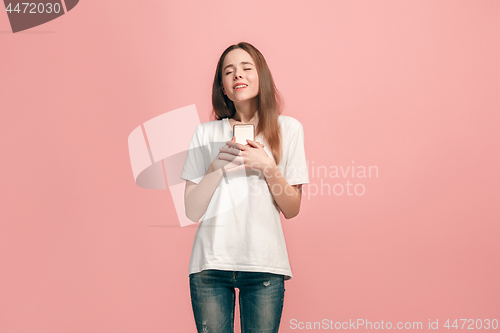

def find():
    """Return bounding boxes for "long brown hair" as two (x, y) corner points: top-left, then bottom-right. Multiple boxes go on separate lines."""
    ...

(211, 42), (284, 165)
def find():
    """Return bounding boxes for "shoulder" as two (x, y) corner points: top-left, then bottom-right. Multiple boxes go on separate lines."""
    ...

(195, 119), (224, 133)
(278, 115), (304, 133)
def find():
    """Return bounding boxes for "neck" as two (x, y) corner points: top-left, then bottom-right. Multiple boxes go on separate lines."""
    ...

(232, 98), (259, 123)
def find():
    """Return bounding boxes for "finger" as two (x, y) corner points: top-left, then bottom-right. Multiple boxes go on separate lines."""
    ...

(219, 146), (241, 156)
(227, 140), (246, 150)
(218, 152), (238, 162)
(246, 139), (261, 148)
(226, 141), (239, 149)
(219, 153), (244, 164)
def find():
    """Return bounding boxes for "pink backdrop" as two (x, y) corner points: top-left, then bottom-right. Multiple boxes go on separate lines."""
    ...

(1, 0), (499, 332)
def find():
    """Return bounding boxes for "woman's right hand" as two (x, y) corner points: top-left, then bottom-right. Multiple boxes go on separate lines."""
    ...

(211, 136), (240, 172)
(211, 136), (265, 173)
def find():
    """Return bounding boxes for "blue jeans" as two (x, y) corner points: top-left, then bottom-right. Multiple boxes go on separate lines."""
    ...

(189, 269), (285, 333)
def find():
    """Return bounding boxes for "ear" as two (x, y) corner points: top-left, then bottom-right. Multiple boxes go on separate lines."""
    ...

(221, 83), (226, 95)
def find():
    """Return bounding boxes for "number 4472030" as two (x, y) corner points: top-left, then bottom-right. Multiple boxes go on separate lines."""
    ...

(444, 319), (498, 330)
(5, 3), (62, 14)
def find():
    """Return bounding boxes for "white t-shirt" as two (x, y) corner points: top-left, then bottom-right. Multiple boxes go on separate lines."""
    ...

(180, 115), (309, 280)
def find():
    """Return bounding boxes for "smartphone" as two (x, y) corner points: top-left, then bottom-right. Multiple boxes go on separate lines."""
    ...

(233, 124), (255, 145)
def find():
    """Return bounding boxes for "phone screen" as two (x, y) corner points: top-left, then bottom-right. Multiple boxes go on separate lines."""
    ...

(233, 124), (255, 145)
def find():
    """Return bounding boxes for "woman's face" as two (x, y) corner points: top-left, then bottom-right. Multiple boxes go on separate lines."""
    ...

(221, 48), (259, 104)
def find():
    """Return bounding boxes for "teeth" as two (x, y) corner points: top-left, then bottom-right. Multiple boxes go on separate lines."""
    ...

(234, 85), (247, 89)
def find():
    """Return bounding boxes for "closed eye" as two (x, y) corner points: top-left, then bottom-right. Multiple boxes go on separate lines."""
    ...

(225, 68), (252, 75)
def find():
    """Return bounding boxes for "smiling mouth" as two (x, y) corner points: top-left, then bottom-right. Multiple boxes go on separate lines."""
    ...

(234, 84), (248, 90)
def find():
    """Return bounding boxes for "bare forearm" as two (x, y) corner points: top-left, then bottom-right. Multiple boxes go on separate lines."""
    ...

(263, 165), (301, 219)
(185, 165), (224, 222)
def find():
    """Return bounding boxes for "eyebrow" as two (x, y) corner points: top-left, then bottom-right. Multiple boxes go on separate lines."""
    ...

(223, 61), (254, 71)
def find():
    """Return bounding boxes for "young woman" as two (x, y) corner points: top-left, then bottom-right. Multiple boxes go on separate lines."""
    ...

(180, 42), (309, 333)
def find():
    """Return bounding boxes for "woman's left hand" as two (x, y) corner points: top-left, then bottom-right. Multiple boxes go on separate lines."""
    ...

(221, 139), (275, 173)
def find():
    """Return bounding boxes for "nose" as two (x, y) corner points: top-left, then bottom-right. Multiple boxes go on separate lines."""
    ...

(234, 69), (243, 79)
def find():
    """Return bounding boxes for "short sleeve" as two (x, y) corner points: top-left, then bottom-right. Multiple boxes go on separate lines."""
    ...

(180, 124), (208, 184)
(284, 123), (309, 186)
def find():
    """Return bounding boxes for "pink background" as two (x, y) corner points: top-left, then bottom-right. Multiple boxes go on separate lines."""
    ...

(1, 0), (499, 332)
